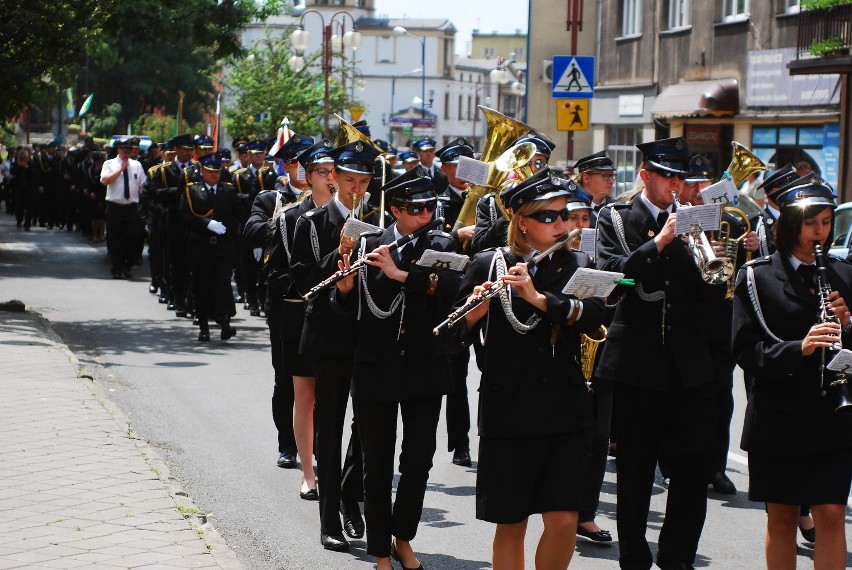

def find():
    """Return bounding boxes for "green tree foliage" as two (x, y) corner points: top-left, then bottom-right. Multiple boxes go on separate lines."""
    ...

(223, 33), (353, 140)
(0, 123), (19, 147)
(88, 103), (123, 138)
(0, 0), (114, 119)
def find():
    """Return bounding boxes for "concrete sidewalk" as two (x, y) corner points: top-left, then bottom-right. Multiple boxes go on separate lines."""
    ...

(0, 308), (243, 570)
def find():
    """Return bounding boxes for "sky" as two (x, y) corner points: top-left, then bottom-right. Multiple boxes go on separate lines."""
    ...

(372, 0), (529, 56)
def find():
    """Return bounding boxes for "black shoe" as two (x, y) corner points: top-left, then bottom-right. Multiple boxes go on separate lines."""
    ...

(249, 306), (261, 317)
(122, 270), (133, 279)
(300, 487), (318, 501)
(391, 539), (424, 570)
(235, 294), (245, 304)
(656, 551), (694, 570)
(167, 302), (176, 310)
(576, 525), (613, 543)
(340, 500), (364, 539)
(243, 302), (251, 310)
(221, 326), (237, 340)
(710, 471), (737, 495)
(148, 283), (159, 294)
(111, 269), (123, 279)
(452, 449), (472, 467)
(799, 522), (816, 543)
(198, 330), (210, 342)
(662, 477), (670, 489)
(176, 309), (187, 318)
(158, 296), (169, 304)
(276, 451), (297, 469)
(320, 532), (349, 552)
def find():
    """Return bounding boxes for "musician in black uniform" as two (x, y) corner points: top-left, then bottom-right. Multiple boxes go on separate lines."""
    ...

(595, 137), (727, 570)
(179, 154), (242, 341)
(453, 166), (603, 569)
(572, 150), (615, 225)
(333, 166), (463, 570)
(399, 151), (420, 172)
(413, 136), (447, 189)
(754, 164), (798, 258)
(290, 140), (382, 552)
(233, 139), (268, 316)
(433, 137), (477, 466)
(732, 175), (852, 570)
(242, 135), (315, 471)
(167, 134), (197, 316)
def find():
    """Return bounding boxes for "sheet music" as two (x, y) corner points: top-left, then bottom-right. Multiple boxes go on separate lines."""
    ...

(343, 219), (381, 239)
(699, 178), (737, 206)
(827, 349), (852, 375)
(562, 268), (625, 299)
(675, 204), (721, 234)
(456, 156), (490, 186)
(579, 228), (596, 260)
(296, 163), (306, 182)
(416, 249), (470, 272)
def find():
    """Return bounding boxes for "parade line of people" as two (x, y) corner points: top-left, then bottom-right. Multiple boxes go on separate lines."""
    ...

(2, 115), (851, 570)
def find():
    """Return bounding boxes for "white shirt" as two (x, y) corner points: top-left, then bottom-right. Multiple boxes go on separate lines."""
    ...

(639, 192), (672, 221)
(100, 156), (146, 204)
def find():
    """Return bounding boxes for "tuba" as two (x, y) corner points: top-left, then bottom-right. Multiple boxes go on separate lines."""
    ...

(492, 141), (538, 221)
(452, 106), (539, 232)
(725, 141), (768, 187)
(715, 206), (752, 298)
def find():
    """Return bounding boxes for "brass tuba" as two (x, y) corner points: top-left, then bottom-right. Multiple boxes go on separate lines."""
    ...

(452, 106), (538, 232)
(725, 141), (768, 187)
(492, 141), (538, 221)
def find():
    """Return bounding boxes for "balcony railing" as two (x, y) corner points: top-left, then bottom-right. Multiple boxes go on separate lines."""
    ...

(796, 4), (852, 59)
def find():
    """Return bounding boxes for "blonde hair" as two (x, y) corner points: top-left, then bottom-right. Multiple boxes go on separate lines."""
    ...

(507, 198), (566, 255)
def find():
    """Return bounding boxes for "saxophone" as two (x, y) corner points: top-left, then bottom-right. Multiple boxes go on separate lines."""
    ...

(580, 325), (607, 391)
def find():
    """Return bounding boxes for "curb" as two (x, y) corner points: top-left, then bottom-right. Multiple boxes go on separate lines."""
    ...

(29, 309), (245, 570)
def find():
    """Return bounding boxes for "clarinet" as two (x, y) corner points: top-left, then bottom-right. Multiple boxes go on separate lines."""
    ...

(813, 242), (852, 413)
(302, 218), (444, 301)
(432, 230), (579, 335)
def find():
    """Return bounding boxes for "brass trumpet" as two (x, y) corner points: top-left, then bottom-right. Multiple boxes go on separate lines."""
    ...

(671, 191), (735, 286)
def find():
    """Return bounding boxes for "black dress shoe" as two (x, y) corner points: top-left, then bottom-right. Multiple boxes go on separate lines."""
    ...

(276, 451), (297, 468)
(176, 309), (187, 318)
(148, 284), (158, 294)
(198, 330), (210, 342)
(300, 487), (318, 501)
(249, 306), (261, 317)
(158, 296), (168, 304)
(391, 540), (424, 570)
(340, 500), (364, 539)
(167, 302), (176, 310)
(452, 449), (472, 467)
(235, 294), (245, 304)
(576, 525), (613, 543)
(710, 471), (737, 495)
(320, 532), (349, 552)
(799, 522), (816, 543)
(221, 326), (237, 340)
(243, 302), (251, 310)
(656, 551), (694, 570)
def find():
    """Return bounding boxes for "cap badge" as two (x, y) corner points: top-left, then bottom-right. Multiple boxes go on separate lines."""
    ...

(355, 142), (363, 152)
(675, 139), (684, 150)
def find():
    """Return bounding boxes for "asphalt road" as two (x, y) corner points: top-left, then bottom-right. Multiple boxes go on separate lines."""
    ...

(1, 213), (847, 569)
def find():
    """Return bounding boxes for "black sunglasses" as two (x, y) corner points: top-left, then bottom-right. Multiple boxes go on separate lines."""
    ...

(525, 209), (571, 223)
(396, 201), (437, 216)
(651, 169), (687, 181)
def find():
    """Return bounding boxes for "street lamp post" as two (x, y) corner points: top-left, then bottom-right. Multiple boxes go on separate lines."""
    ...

(290, 10), (362, 138)
(388, 68), (422, 144)
(393, 26), (427, 120)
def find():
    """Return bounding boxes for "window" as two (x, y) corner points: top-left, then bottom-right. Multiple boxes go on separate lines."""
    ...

(621, 0), (642, 37)
(458, 94), (464, 119)
(606, 127), (641, 197)
(722, 0), (749, 22)
(376, 36), (395, 63)
(444, 93), (450, 120)
(484, 47), (496, 58)
(467, 95), (472, 120)
(667, 0), (691, 29)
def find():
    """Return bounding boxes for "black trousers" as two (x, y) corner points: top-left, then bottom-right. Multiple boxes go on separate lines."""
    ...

(312, 356), (364, 535)
(580, 387), (613, 523)
(165, 208), (189, 309)
(267, 294), (296, 454)
(147, 207), (166, 286)
(105, 202), (142, 272)
(188, 255), (235, 322)
(445, 348), (470, 452)
(355, 395), (442, 558)
(240, 244), (261, 308)
(614, 381), (716, 570)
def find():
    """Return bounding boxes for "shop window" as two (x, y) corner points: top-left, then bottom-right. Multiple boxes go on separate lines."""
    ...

(621, 0), (642, 37)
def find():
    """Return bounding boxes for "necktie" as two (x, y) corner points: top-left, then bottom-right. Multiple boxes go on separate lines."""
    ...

(122, 167), (130, 200)
(797, 264), (817, 288)
(656, 211), (669, 229)
(208, 185), (216, 196)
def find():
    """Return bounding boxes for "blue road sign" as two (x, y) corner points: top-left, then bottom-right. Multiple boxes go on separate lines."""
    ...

(552, 55), (595, 99)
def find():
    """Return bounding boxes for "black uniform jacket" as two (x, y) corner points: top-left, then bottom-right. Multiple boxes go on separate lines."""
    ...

(595, 200), (728, 391)
(732, 253), (852, 455)
(290, 198), (383, 357)
(471, 194), (509, 254)
(179, 182), (243, 260)
(331, 225), (462, 402)
(452, 247), (603, 438)
(143, 160), (188, 207)
(755, 207), (779, 257)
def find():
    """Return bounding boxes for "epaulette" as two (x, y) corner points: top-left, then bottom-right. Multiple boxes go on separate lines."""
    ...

(147, 164), (161, 178)
(743, 256), (771, 267)
(233, 167), (248, 176)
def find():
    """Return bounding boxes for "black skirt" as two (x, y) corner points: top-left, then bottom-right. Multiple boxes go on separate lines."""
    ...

(476, 429), (586, 524)
(283, 337), (313, 377)
(748, 447), (852, 505)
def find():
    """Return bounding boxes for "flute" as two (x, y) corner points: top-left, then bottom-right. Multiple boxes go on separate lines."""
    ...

(302, 218), (444, 301)
(432, 229), (579, 335)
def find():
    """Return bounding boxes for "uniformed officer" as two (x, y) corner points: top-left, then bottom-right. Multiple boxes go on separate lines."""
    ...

(332, 166), (463, 570)
(399, 151), (420, 172)
(290, 140), (382, 552)
(233, 139), (268, 316)
(595, 137), (727, 570)
(572, 149), (616, 225)
(413, 136), (447, 188)
(179, 154), (243, 341)
(754, 164), (799, 258)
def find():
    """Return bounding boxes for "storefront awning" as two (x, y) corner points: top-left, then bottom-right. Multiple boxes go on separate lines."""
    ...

(651, 79), (739, 118)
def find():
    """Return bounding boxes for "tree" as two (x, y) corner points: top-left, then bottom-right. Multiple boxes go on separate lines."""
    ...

(222, 32), (355, 140)
(87, 103), (123, 139)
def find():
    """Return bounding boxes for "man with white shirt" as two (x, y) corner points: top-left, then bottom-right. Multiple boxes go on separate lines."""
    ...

(412, 136), (447, 189)
(100, 136), (146, 279)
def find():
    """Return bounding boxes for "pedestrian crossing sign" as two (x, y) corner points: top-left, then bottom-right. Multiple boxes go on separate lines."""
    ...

(552, 55), (595, 99)
(556, 100), (589, 131)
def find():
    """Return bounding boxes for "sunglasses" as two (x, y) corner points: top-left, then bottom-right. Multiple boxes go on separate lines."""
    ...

(525, 209), (571, 223)
(651, 169), (687, 181)
(396, 201), (437, 215)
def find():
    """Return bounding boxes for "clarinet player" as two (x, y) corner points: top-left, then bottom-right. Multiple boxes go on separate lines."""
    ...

(732, 173), (852, 570)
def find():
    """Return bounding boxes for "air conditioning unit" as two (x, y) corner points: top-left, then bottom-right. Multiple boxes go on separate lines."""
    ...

(542, 60), (553, 84)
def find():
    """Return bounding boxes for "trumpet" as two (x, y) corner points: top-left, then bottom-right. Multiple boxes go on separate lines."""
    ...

(302, 218), (444, 301)
(433, 230), (579, 335)
(671, 191), (735, 286)
(813, 242), (852, 414)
